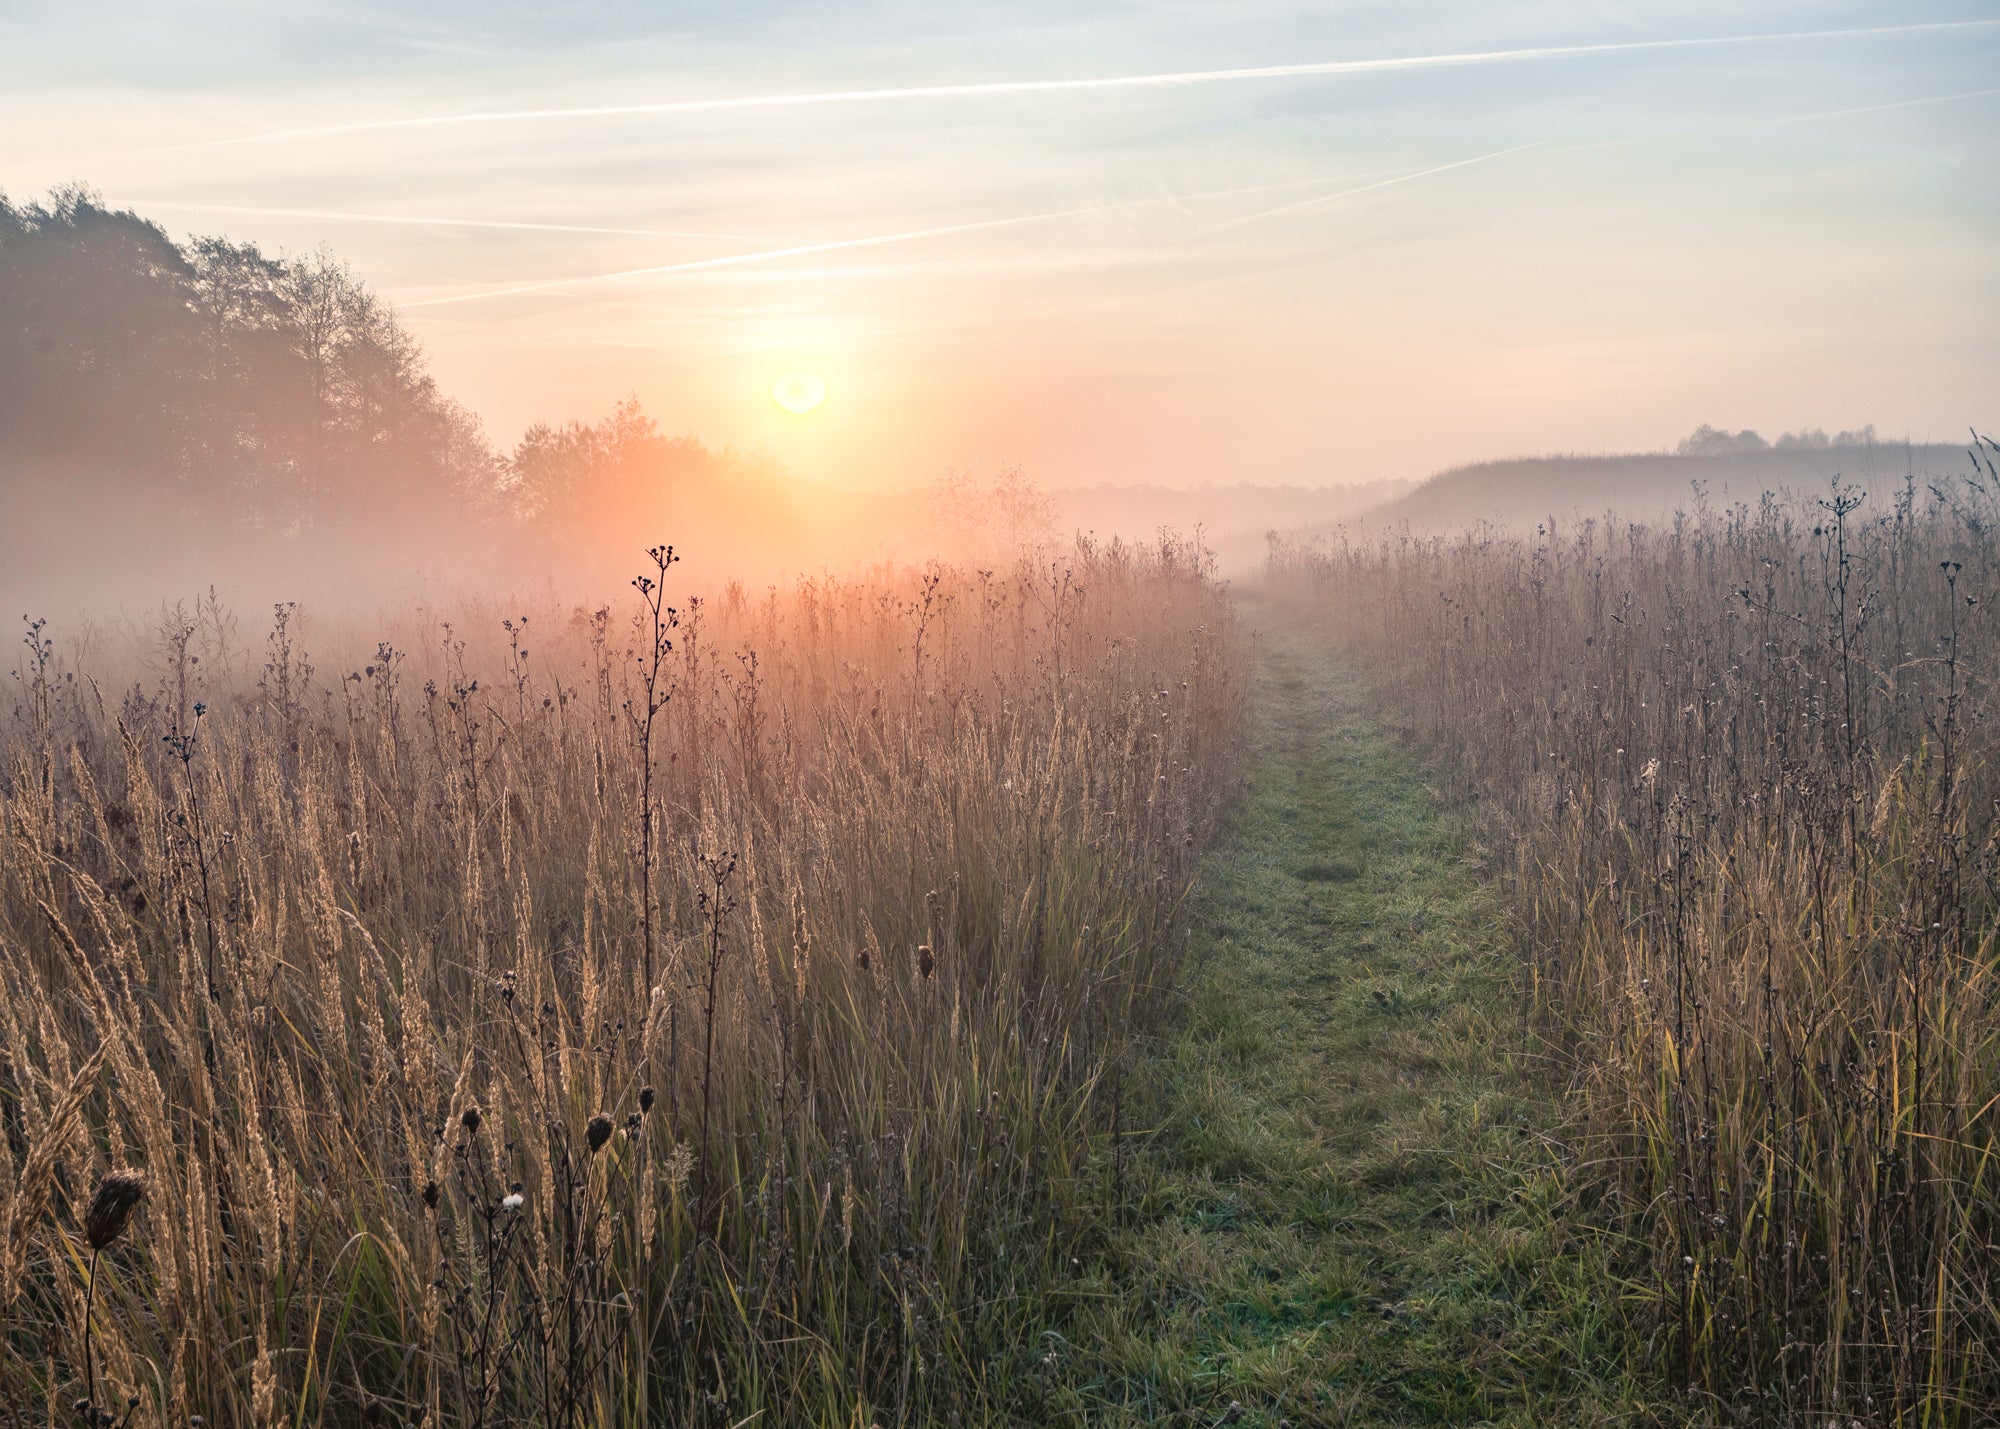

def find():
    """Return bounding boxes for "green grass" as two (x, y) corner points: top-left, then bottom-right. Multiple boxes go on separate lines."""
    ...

(1036, 600), (1656, 1427)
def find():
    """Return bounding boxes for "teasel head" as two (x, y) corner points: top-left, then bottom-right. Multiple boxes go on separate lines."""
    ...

(586, 1113), (614, 1154)
(84, 1169), (147, 1250)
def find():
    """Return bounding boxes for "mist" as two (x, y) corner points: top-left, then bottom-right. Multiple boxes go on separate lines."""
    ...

(6, 6), (2000, 1423)
(0, 183), (1419, 648)
(0, 189), (1036, 624)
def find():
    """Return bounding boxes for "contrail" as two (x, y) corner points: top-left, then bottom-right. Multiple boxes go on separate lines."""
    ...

(142, 170), (1389, 248)
(395, 167), (1417, 308)
(1753, 85), (2000, 127)
(400, 213), (1063, 307)
(1208, 142), (1546, 230)
(390, 71), (1984, 312)
(140, 201), (752, 240)
(197, 19), (1998, 147)
(1209, 88), (1999, 230)
(394, 169), (1399, 307)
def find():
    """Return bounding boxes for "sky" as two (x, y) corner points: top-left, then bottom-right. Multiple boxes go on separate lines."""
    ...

(2, 1), (1997, 488)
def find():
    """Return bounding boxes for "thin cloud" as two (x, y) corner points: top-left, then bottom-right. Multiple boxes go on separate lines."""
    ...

(400, 214), (1064, 307)
(144, 170), (1393, 250)
(1209, 143), (1546, 230)
(1511, 85), (2000, 164)
(141, 201), (753, 241)
(1211, 89), (2000, 232)
(195, 19), (1999, 148)
(396, 171), (1394, 308)
(1752, 86), (2000, 127)
(389, 74), (1988, 313)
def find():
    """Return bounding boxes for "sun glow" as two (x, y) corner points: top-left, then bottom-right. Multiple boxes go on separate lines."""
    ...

(771, 372), (827, 415)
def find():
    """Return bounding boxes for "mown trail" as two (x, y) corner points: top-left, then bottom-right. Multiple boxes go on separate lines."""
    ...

(1045, 598), (1648, 1427)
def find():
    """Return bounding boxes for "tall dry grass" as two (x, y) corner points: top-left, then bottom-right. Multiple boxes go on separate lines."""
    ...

(1268, 450), (2000, 1424)
(0, 534), (1240, 1426)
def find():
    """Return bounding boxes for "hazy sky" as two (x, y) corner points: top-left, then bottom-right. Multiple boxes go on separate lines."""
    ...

(4, 2), (1996, 487)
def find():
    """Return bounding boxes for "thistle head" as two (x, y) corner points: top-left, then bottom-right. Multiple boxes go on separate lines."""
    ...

(84, 1169), (147, 1250)
(586, 1113), (614, 1154)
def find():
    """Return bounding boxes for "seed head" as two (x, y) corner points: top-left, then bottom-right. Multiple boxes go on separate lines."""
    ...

(501, 1192), (525, 1213)
(586, 1113), (614, 1154)
(638, 1085), (656, 1114)
(83, 1169), (147, 1250)
(460, 1106), (482, 1136)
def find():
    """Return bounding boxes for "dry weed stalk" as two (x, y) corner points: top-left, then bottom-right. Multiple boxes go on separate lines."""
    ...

(1268, 438), (2000, 1423)
(0, 533), (1239, 1425)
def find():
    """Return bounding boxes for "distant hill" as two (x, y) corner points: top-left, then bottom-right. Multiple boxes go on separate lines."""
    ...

(1051, 480), (1412, 574)
(1352, 439), (1976, 534)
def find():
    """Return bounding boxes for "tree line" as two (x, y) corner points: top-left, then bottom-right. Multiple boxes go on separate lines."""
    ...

(0, 185), (786, 595)
(1676, 422), (1880, 456)
(1, 185), (489, 535)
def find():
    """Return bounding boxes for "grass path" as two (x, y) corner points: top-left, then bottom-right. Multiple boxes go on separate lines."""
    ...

(1044, 600), (1647, 1427)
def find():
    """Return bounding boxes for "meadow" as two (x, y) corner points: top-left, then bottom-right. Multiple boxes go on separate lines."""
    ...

(0, 536), (1239, 1426)
(1267, 446), (2000, 1424)
(10, 449), (2000, 1428)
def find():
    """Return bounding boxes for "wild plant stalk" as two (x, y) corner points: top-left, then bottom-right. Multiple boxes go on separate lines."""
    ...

(629, 544), (679, 995)
(0, 532), (1239, 1425)
(77, 1170), (145, 1428)
(670, 846), (740, 1356)
(693, 850), (736, 1229)
(17, 615), (54, 801)
(162, 703), (219, 1005)
(1267, 445), (2000, 1422)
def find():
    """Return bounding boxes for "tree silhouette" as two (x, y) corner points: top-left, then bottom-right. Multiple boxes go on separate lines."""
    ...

(1, 185), (492, 573)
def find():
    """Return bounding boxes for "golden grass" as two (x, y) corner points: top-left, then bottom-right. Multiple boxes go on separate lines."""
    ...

(0, 535), (1241, 1425)
(1268, 463), (2000, 1424)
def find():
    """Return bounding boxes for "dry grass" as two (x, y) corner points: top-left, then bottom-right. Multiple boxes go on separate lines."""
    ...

(0, 534), (1240, 1426)
(1267, 449), (2000, 1424)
